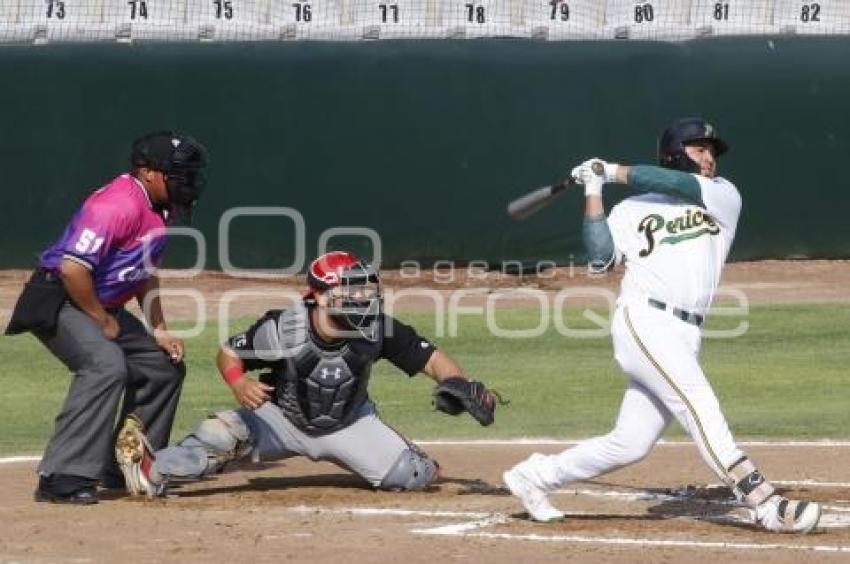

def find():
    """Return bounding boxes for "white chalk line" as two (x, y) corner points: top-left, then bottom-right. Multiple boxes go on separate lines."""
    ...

(0, 456), (40, 465)
(434, 531), (850, 554)
(287, 504), (850, 554)
(411, 515), (511, 535)
(775, 480), (850, 488)
(286, 505), (492, 519)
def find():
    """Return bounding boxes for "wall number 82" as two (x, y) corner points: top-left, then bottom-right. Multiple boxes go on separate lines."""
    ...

(800, 3), (821, 22)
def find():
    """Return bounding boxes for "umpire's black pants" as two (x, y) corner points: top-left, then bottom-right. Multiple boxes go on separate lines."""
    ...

(36, 302), (185, 481)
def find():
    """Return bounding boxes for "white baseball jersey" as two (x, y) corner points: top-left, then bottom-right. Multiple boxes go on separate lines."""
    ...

(607, 175), (741, 315)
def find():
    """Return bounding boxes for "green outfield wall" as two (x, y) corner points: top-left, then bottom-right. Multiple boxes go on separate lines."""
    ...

(1, 38), (848, 270)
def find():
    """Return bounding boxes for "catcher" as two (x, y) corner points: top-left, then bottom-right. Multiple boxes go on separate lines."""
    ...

(115, 251), (499, 496)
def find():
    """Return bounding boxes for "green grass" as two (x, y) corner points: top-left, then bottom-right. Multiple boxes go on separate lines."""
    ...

(1, 304), (849, 455)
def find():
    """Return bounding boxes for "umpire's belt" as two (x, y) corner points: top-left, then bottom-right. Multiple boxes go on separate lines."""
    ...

(647, 298), (704, 327)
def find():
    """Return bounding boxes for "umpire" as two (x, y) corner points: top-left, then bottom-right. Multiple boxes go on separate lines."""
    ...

(4, 131), (208, 504)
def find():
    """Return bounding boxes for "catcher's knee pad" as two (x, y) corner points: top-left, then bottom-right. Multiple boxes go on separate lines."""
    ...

(727, 456), (776, 507)
(379, 447), (438, 491)
(185, 410), (254, 474)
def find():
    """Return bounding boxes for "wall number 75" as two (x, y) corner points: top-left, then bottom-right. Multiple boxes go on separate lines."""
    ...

(213, 0), (233, 18)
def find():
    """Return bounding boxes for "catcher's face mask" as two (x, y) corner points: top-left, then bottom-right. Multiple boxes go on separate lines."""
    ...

(306, 252), (383, 342)
(325, 266), (383, 342)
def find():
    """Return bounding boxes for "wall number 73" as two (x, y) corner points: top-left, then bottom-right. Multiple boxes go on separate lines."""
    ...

(46, 0), (66, 19)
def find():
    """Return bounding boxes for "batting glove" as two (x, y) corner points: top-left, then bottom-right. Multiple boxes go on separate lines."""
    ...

(571, 158), (618, 186)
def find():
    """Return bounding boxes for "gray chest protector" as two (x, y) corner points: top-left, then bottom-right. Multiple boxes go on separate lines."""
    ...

(263, 304), (381, 434)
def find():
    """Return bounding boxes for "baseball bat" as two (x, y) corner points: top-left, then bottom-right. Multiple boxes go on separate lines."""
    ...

(506, 162), (604, 220)
(506, 179), (576, 220)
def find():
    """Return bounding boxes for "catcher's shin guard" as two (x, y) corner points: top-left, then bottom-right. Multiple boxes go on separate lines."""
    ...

(378, 447), (438, 490)
(187, 410), (254, 475)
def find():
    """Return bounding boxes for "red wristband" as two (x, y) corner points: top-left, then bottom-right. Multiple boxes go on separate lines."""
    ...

(223, 365), (245, 385)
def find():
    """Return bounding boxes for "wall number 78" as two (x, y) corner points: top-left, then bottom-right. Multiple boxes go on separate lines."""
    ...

(465, 3), (485, 23)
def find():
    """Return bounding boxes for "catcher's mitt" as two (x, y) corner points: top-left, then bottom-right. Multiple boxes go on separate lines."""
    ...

(432, 377), (504, 426)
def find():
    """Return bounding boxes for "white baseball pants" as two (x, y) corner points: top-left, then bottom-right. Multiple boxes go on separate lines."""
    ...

(519, 302), (746, 494)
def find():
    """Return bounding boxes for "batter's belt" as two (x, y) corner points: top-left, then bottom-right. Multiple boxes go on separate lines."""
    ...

(647, 298), (705, 327)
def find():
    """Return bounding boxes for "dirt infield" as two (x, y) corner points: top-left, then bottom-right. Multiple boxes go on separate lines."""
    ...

(2, 443), (850, 563)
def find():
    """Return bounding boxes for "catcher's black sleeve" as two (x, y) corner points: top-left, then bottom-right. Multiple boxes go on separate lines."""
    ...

(225, 310), (284, 371)
(381, 316), (436, 376)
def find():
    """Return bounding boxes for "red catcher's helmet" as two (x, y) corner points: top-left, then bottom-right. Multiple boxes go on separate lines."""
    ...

(306, 251), (379, 293)
(305, 251), (382, 341)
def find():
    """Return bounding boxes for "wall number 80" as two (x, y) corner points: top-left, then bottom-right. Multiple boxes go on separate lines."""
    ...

(634, 3), (654, 23)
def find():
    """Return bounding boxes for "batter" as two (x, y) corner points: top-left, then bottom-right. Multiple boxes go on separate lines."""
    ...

(503, 118), (821, 534)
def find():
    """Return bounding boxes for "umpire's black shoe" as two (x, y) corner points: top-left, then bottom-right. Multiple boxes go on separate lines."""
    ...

(34, 474), (99, 505)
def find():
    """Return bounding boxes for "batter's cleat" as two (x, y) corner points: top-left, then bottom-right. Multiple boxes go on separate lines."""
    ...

(503, 467), (565, 523)
(115, 415), (166, 499)
(755, 495), (821, 534)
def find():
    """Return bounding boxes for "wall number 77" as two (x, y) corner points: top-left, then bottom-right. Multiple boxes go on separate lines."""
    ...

(379, 4), (399, 23)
